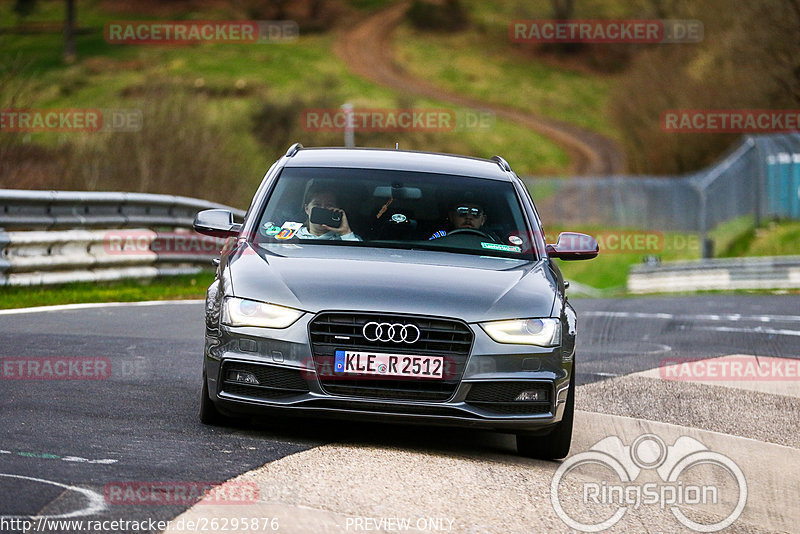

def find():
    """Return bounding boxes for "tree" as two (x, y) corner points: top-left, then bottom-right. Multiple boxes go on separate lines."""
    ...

(13, 0), (37, 19)
(63, 0), (76, 64)
(548, 0), (579, 54)
(643, 0), (687, 18)
(550, 0), (575, 19)
(735, 0), (800, 105)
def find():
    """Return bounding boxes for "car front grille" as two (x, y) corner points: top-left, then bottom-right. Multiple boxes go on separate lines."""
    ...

(219, 361), (310, 400)
(309, 312), (473, 401)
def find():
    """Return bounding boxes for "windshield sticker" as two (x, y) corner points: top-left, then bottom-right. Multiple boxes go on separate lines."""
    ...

(276, 221), (302, 240)
(262, 222), (282, 236)
(508, 235), (523, 245)
(481, 242), (521, 253)
(391, 213), (407, 223)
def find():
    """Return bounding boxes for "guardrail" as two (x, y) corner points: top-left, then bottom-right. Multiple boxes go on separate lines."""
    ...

(628, 256), (800, 294)
(0, 189), (246, 286)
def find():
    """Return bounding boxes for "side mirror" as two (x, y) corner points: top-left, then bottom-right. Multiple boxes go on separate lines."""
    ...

(193, 209), (242, 238)
(546, 232), (599, 260)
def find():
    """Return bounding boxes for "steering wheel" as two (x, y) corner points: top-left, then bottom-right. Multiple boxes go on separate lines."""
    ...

(444, 228), (497, 241)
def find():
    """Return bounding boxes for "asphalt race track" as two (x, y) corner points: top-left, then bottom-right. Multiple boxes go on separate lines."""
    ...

(0, 302), (319, 532)
(1, 295), (798, 533)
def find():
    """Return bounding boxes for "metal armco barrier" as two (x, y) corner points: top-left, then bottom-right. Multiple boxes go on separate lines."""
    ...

(628, 256), (800, 294)
(0, 189), (245, 286)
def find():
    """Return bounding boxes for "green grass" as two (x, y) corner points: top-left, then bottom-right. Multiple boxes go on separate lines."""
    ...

(347, 0), (397, 12)
(709, 216), (800, 258)
(0, 272), (214, 310)
(1, 0), (572, 189)
(736, 220), (800, 257)
(553, 218), (800, 293)
(548, 226), (702, 291)
(710, 215), (756, 257)
(392, 0), (630, 140)
(463, 0), (641, 29)
(394, 25), (617, 138)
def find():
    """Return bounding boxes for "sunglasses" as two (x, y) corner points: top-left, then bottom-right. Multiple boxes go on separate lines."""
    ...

(454, 206), (484, 217)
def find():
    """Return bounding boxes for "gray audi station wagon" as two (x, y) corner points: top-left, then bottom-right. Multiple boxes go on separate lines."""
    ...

(194, 144), (598, 459)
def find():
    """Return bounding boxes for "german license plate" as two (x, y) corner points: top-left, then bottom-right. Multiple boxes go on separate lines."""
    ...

(334, 350), (444, 379)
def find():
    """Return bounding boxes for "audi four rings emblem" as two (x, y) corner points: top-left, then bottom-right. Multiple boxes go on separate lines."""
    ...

(362, 322), (421, 343)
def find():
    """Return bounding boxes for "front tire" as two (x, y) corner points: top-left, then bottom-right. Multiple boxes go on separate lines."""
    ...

(516, 365), (575, 460)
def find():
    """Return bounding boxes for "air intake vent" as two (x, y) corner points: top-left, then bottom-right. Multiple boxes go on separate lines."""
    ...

(219, 361), (309, 400)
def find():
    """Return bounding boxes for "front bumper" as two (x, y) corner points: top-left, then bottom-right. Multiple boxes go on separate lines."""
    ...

(204, 314), (573, 433)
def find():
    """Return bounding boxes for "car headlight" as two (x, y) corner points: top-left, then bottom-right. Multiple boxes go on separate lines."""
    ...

(222, 297), (303, 329)
(480, 318), (561, 346)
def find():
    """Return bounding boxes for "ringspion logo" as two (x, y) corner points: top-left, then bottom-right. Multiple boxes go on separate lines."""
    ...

(551, 433), (747, 532)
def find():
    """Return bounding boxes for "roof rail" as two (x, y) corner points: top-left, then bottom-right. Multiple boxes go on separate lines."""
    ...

(491, 155), (511, 172)
(285, 143), (303, 157)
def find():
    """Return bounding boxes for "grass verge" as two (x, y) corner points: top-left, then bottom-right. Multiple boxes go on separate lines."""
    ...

(394, 25), (616, 139)
(0, 272), (214, 310)
(556, 218), (800, 294)
(1, 0), (571, 201)
(550, 226), (701, 292)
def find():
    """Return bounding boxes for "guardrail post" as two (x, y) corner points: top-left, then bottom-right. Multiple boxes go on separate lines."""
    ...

(0, 228), (9, 286)
(694, 184), (713, 259)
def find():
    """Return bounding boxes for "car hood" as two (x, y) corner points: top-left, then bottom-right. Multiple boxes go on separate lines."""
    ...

(227, 243), (557, 322)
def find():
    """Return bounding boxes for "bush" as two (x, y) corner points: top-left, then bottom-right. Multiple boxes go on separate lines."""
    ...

(406, 0), (468, 32)
(250, 94), (483, 163)
(609, 0), (800, 174)
(58, 85), (252, 207)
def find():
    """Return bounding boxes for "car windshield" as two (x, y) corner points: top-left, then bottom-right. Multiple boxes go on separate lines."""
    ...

(253, 166), (537, 260)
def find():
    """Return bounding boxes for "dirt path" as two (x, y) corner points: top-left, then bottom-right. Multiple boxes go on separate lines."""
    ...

(334, 2), (626, 175)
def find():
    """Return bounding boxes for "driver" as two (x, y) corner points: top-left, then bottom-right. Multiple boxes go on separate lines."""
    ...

(429, 199), (487, 240)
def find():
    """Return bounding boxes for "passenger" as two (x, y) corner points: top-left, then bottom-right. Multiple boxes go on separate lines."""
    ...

(296, 187), (361, 241)
(429, 200), (488, 239)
